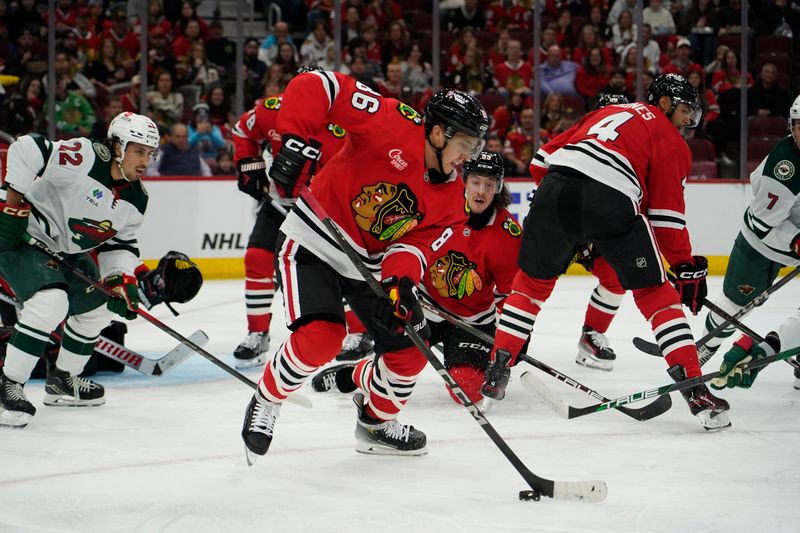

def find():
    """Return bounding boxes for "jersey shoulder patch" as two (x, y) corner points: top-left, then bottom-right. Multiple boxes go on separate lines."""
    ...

(263, 96), (282, 110)
(501, 216), (522, 238)
(396, 102), (423, 126)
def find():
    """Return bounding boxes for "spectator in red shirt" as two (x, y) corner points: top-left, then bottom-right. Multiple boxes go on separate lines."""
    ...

(173, 0), (209, 40)
(504, 107), (536, 173)
(448, 26), (478, 76)
(572, 25), (613, 67)
(121, 75), (141, 113)
(360, 23), (383, 64)
(487, 29), (510, 69)
(577, 48), (611, 103)
(555, 10), (577, 50)
(172, 19), (204, 59)
(139, 0), (173, 40)
(486, 0), (530, 31)
(661, 37), (703, 78)
(101, 6), (139, 59)
(491, 88), (533, 139)
(687, 69), (719, 137)
(363, 0), (402, 31)
(72, 8), (99, 56)
(533, 25), (569, 64)
(711, 48), (753, 95)
(493, 39), (533, 96)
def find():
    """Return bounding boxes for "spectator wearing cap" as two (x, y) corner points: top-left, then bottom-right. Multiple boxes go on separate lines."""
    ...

(259, 20), (296, 65)
(147, 70), (184, 128)
(661, 37), (703, 78)
(100, 6), (140, 59)
(300, 19), (333, 66)
(188, 102), (226, 161)
(493, 39), (532, 96)
(446, 0), (486, 32)
(643, 0), (676, 35)
(345, 37), (382, 82)
(748, 62), (791, 118)
(540, 44), (579, 97)
(205, 20), (236, 76)
(146, 26), (176, 77)
(151, 122), (212, 177)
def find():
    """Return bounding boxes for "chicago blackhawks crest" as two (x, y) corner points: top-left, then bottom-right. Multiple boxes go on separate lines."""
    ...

(351, 182), (423, 241)
(68, 217), (117, 249)
(502, 216), (522, 237)
(429, 250), (483, 299)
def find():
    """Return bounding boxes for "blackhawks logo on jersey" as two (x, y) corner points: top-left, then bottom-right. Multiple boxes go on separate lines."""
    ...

(502, 217), (522, 237)
(68, 217), (117, 249)
(263, 96), (282, 110)
(327, 123), (346, 138)
(396, 103), (422, 125)
(429, 250), (483, 300)
(351, 182), (423, 241)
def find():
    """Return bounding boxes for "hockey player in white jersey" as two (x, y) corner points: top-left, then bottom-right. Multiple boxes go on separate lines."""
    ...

(0, 112), (160, 428)
(698, 94), (800, 385)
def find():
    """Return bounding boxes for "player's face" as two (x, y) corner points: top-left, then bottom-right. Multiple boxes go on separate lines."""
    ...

(443, 132), (484, 173)
(122, 142), (156, 181)
(670, 102), (695, 129)
(465, 174), (497, 214)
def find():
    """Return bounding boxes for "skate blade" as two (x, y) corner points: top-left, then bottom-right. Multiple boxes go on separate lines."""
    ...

(43, 394), (105, 407)
(234, 354), (267, 370)
(794, 378), (800, 391)
(480, 397), (493, 413)
(355, 440), (428, 456)
(575, 354), (614, 371)
(0, 408), (31, 428)
(698, 410), (732, 431)
(245, 445), (261, 466)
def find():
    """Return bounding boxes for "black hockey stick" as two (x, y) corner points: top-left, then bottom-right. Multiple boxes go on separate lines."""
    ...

(300, 189), (606, 503)
(419, 301), (672, 421)
(633, 266), (800, 357)
(20, 235), (313, 407)
(528, 345), (800, 419)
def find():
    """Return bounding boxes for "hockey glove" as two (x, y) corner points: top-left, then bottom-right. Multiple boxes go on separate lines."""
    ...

(105, 274), (139, 320)
(573, 243), (595, 272)
(673, 255), (708, 315)
(481, 349), (512, 400)
(236, 157), (268, 201)
(0, 201), (31, 250)
(711, 332), (778, 390)
(374, 276), (430, 338)
(269, 134), (322, 198)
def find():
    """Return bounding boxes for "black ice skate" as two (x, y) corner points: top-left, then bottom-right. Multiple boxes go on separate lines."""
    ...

(793, 355), (800, 391)
(233, 331), (270, 369)
(44, 365), (105, 407)
(668, 365), (731, 431)
(353, 393), (427, 456)
(311, 363), (357, 393)
(241, 390), (281, 465)
(481, 349), (512, 400)
(336, 333), (374, 362)
(575, 326), (617, 371)
(0, 370), (36, 428)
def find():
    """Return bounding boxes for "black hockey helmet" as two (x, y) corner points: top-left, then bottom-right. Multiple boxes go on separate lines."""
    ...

(424, 88), (490, 148)
(463, 150), (505, 191)
(297, 64), (323, 75)
(647, 73), (701, 127)
(596, 92), (629, 109)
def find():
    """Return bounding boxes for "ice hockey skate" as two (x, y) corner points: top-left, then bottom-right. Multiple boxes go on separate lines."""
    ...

(668, 365), (731, 431)
(44, 365), (105, 407)
(233, 331), (269, 369)
(0, 370), (36, 428)
(353, 393), (427, 456)
(241, 390), (281, 465)
(794, 357), (800, 390)
(311, 363), (357, 393)
(575, 327), (616, 371)
(335, 333), (374, 362)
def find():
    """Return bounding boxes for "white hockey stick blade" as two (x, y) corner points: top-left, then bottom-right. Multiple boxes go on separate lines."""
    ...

(520, 371), (570, 419)
(286, 391), (312, 409)
(553, 480), (609, 503)
(153, 330), (209, 376)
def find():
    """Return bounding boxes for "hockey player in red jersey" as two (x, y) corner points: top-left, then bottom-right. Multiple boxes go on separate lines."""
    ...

(231, 90), (348, 368)
(311, 151), (521, 405)
(483, 74), (732, 431)
(240, 71), (489, 462)
(530, 92), (631, 372)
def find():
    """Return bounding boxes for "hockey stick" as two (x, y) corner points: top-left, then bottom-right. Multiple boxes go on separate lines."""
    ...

(300, 189), (606, 503)
(633, 266), (800, 356)
(420, 301), (672, 421)
(529, 345), (800, 419)
(0, 291), (205, 376)
(21, 235), (312, 408)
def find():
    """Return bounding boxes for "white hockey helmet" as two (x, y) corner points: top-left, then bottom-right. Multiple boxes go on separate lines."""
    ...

(107, 112), (161, 160)
(790, 94), (800, 147)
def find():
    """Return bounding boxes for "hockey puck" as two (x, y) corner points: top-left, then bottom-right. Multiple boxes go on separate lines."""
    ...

(518, 490), (541, 501)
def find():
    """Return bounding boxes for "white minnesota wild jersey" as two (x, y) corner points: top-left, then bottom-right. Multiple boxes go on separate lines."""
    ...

(1, 135), (147, 277)
(742, 135), (800, 266)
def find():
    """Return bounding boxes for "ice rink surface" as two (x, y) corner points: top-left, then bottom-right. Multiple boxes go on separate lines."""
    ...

(1, 276), (798, 533)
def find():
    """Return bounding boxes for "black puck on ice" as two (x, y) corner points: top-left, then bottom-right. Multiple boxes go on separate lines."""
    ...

(519, 490), (541, 501)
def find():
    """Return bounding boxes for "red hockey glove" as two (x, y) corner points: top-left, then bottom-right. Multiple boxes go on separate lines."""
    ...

(0, 201), (30, 249)
(236, 157), (268, 201)
(105, 274), (139, 320)
(673, 255), (708, 315)
(269, 134), (322, 198)
(374, 276), (430, 338)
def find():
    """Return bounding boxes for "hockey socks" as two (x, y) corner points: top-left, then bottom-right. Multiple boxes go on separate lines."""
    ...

(584, 283), (624, 334)
(244, 247), (275, 333)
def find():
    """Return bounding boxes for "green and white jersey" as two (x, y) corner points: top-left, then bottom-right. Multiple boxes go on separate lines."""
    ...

(742, 135), (800, 266)
(1, 134), (147, 277)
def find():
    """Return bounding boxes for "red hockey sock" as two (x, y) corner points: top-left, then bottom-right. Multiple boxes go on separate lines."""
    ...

(584, 284), (625, 333)
(445, 365), (484, 404)
(244, 247), (275, 332)
(344, 306), (366, 334)
(494, 272), (557, 364)
(354, 346), (427, 421)
(259, 320), (346, 402)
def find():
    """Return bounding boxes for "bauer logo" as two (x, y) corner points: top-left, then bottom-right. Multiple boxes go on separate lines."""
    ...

(389, 149), (408, 171)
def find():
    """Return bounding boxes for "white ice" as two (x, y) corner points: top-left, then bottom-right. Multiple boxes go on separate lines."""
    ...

(1, 276), (798, 533)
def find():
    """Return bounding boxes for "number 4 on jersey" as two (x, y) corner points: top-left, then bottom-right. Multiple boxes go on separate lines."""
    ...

(587, 112), (634, 142)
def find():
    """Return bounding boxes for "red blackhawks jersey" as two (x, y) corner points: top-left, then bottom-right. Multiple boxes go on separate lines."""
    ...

(529, 102), (694, 267)
(277, 71), (468, 284)
(231, 94), (347, 206)
(421, 207), (522, 326)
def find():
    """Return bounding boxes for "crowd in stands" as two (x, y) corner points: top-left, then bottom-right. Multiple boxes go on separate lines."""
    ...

(0, 0), (798, 178)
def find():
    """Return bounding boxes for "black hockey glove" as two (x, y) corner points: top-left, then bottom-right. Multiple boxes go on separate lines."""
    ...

(673, 255), (708, 315)
(236, 156), (268, 201)
(137, 251), (203, 314)
(269, 134), (322, 198)
(374, 276), (430, 338)
(573, 243), (595, 272)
